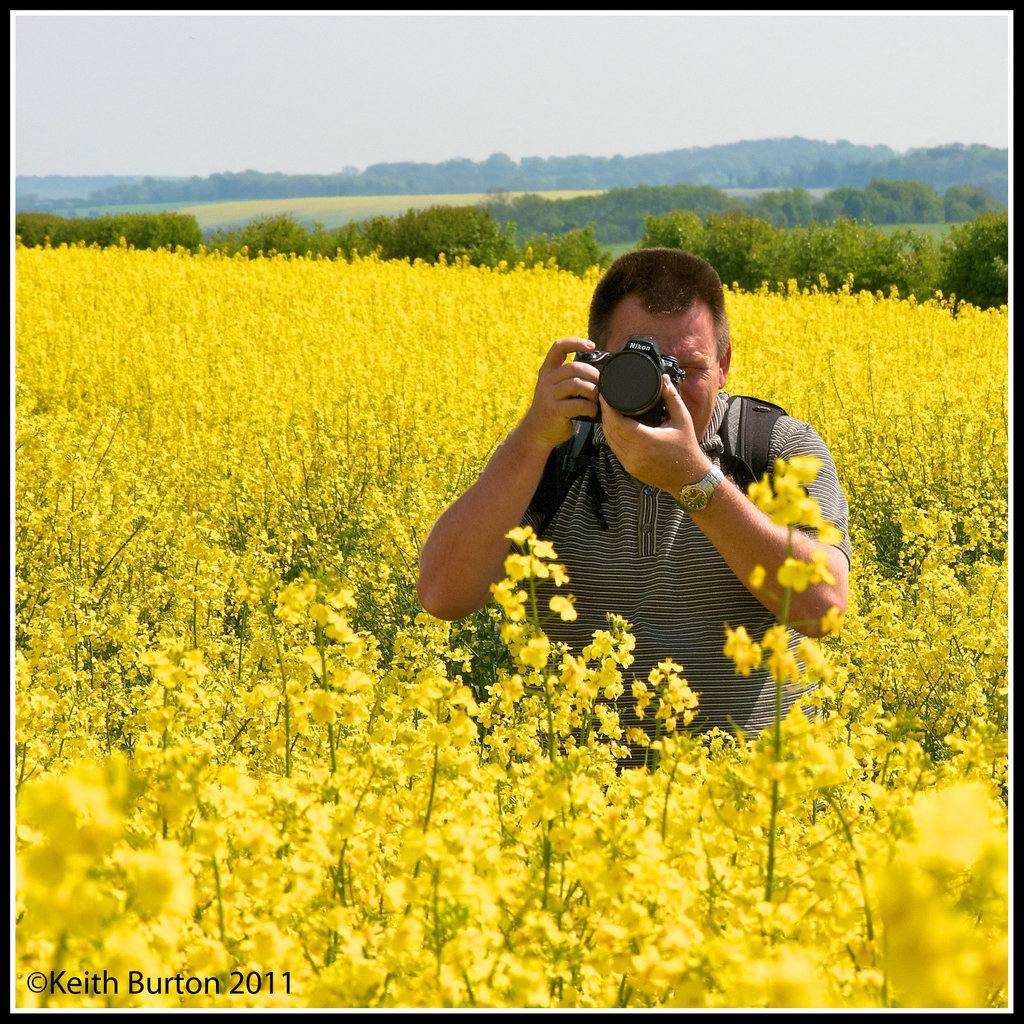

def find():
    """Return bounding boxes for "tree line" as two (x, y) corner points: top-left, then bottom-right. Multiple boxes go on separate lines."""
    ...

(16, 138), (1008, 213)
(483, 179), (1003, 244)
(640, 210), (1007, 311)
(16, 206), (1007, 311)
(15, 211), (204, 251)
(14, 205), (607, 284)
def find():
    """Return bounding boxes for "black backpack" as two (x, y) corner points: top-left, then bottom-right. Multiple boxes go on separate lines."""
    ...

(529, 394), (787, 533)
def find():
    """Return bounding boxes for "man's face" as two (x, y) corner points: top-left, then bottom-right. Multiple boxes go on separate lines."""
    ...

(604, 294), (731, 439)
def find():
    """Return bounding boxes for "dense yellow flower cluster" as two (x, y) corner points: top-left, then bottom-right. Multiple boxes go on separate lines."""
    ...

(15, 244), (1008, 1008)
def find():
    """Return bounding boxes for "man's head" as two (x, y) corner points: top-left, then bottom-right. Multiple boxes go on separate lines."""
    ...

(588, 248), (732, 441)
(588, 248), (731, 359)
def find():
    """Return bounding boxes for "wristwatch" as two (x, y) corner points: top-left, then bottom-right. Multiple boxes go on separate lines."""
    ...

(678, 465), (724, 513)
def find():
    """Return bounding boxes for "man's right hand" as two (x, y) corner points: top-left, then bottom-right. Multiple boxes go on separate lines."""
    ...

(517, 337), (602, 450)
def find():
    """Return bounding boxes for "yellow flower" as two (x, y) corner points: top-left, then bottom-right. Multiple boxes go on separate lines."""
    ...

(503, 553), (533, 581)
(907, 781), (1005, 871)
(724, 626), (763, 676)
(763, 623), (791, 654)
(810, 547), (836, 584)
(308, 689), (341, 724)
(490, 579), (527, 620)
(500, 673), (524, 703)
(505, 526), (533, 546)
(531, 539), (558, 561)
(519, 635), (550, 670)
(12, 245), (1009, 1011)
(783, 455), (823, 485)
(747, 474), (774, 510)
(797, 637), (833, 682)
(118, 841), (193, 920)
(820, 606), (844, 635)
(817, 522), (843, 547)
(777, 557), (816, 592)
(767, 648), (801, 685)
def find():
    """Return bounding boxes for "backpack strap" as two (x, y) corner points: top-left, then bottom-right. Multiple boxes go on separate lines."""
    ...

(717, 394), (787, 490)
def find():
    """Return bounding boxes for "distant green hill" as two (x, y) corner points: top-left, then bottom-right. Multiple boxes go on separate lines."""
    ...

(15, 174), (151, 200)
(16, 137), (1007, 213)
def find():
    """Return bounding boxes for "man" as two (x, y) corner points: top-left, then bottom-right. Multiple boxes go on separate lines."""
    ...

(418, 248), (850, 748)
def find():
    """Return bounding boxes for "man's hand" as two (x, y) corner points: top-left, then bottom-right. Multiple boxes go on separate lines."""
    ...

(518, 337), (601, 450)
(600, 374), (711, 496)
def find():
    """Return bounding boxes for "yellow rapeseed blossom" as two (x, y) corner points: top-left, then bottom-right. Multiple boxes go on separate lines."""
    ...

(723, 626), (763, 676)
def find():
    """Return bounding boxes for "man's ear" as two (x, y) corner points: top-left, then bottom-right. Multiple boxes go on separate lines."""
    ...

(718, 345), (732, 389)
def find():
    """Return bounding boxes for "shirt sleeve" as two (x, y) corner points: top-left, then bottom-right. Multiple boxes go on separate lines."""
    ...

(768, 417), (853, 566)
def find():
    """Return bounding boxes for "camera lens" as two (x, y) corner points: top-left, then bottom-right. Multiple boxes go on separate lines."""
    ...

(599, 350), (663, 416)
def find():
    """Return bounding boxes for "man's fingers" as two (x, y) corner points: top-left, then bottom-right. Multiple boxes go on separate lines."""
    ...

(542, 336), (595, 370)
(598, 396), (640, 437)
(660, 374), (691, 426)
(521, 340), (601, 448)
(551, 357), (599, 388)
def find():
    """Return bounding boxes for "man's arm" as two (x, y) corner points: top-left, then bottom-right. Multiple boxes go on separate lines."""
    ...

(417, 337), (600, 621)
(686, 476), (849, 636)
(600, 379), (849, 637)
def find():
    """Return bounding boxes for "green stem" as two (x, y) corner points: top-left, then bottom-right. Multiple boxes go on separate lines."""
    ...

(819, 790), (875, 943)
(765, 529), (795, 904)
(264, 595), (292, 778)
(192, 559), (199, 649)
(423, 744), (440, 833)
(39, 931), (68, 1009)
(541, 819), (553, 911)
(212, 856), (227, 945)
(617, 972), (632, 1007)
(316, 620), (337, 775)
(542, 672), (556, 762)
(765, 781), (780, 904)
(229, 603), (246, 724)
(526, 564), (557, 762)
(661, 757), (681, 842)
(16, 742), (29, 798)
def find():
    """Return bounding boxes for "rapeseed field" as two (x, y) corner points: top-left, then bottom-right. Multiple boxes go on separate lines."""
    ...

(14, 243), (1008, 1008)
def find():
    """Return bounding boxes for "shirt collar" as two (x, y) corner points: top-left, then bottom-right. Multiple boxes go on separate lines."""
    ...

(701, 390), (730, 460)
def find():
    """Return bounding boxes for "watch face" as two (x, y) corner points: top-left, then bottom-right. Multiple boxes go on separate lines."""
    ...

(681, 487), (709, 512)
(680, 466), (722, 512)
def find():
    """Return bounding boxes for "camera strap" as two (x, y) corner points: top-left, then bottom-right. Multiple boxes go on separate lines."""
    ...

(528, 419), (597, 535)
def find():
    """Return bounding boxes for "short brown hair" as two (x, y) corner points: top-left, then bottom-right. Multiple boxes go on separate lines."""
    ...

(588, 248), (731, 358)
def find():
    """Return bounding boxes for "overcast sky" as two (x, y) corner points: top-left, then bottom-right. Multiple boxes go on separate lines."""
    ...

(11, 11), (1012, 179)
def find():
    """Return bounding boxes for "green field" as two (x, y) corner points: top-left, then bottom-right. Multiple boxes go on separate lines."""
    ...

(73, 190), (608, 233)
(722, 186), (833, 202)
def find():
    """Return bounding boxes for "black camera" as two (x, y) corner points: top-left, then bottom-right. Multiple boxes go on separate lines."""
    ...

(573, 335), (683, 425)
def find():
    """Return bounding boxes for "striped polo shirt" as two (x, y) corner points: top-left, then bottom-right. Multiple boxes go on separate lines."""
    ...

(522, 390), (852, 753)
